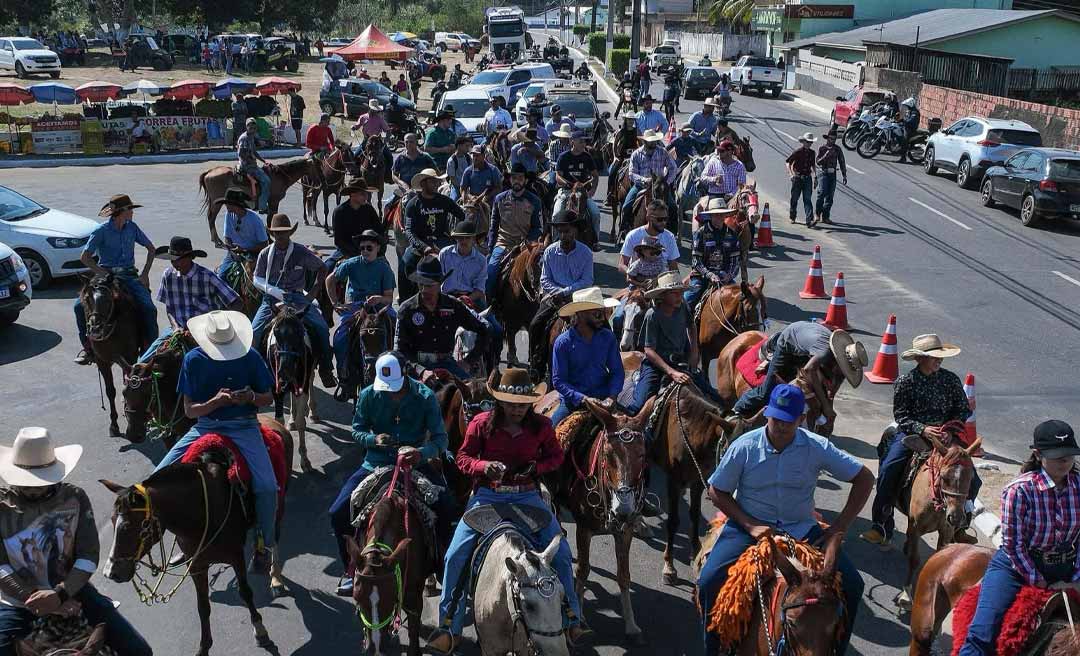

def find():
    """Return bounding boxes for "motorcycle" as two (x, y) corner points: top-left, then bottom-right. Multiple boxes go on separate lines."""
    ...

(841, 103), (890, 151)
(387, 113), (422, 151)
(856, 116), (927, 163)
(615, 86), (638, 116)
(719, 95), (732, 116)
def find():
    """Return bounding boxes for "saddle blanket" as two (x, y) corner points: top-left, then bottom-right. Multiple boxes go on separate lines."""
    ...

(735, 337), (768, 388)
(349, 465), (443, 537)
(181, 428), (287, 508)
(951, 584), (1080, 656)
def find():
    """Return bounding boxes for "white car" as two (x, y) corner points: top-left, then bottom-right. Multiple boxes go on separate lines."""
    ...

(0, 37), (61, 79)
(438, 88), (495, 145)
(924, 116), (1043, 189)
(0, 241), (32, 327)
(435, 32), (472, 52)
(466, 62), (556, 105)
(0, 185), (99, 289)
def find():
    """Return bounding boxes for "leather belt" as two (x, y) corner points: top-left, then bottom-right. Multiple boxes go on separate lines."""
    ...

(491, 483), (536, 493)
(820, 167), (837, 173)
(1032, 547), (1076, 565)
(417, 351), (451, 364)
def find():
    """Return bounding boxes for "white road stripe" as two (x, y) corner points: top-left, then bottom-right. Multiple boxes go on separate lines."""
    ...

(1053, 270), (1080, 288)
(846, 164), (865, 175)
(776, 129), (799, 142)
(908, 197), (972, 231)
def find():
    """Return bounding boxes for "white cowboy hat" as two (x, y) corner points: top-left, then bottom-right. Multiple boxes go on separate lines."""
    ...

(368, 98), (383, 112)
(551, 126), (573, 139)
(558, 287), (621, 318)
(640, 129), (664, 143)
(704, 96), (722, 107)
(411, 168), (446, 190)
(487, 368), (547, 404)
(187, 310), (253, 362)
(829, 329), (869, 388)
(901, 333), (961, 361)
(645, 270), (688, 298)
(699, 197), (739, 216)
(798, 132), (817, 143)
(0, 428), (82, 487)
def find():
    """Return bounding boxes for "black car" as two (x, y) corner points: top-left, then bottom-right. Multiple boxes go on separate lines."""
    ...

(981, 147), (1080, 227)
(319, 79), (416, 119)
(683, 66), (720, 101)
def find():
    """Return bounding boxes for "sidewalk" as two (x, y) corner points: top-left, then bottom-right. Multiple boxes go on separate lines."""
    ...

(0, 146), (308, 169)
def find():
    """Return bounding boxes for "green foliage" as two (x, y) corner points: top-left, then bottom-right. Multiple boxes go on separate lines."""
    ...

(588, 32), (605, 59)
(572, 24), (590, 37)
(708, 0), (754, 25)
(0, 0), (59, 32)
(608, 47), (630, 75)
(329, 0), (487, 40)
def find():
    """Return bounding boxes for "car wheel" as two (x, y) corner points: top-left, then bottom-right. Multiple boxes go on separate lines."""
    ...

(924, 147), (938, 175)
(0, 310), (18, 327)
(320, 101), (335, 116)
(957, 158), (975, 189)
(15, 250), (51, 289)
(15, 62), (26, 79)
(981, 178), (996, 208)
(49, 71), (61, 79)
(770, 87), (781, 98)
(1020, 194), (1041, 227)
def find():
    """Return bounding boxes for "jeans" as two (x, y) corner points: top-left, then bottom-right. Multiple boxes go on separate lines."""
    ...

(625, 361), (721, 421)
(246, 166), (271, 211)
(553, 188), (601, 239)
(550, 399), (575, 428)
(621, 184), (677, 222)
(485, 245), (508, 300)
(957, 549), (1023, 656)
(683, 276), (709, 309)
(639, 78), (650, 98)
(437, 487), (581, 635)
(789, 175), (813, 223)
(0, 584), (152, 656)
(815, 171), (837, 220)
(696, 522), (862, 656)
(74, 272), (158, 348)
(138, 326), (174, 363)
(155, 417), (279, 548)
(732, 343), (797, 418)
(251, 297), (333, 373)
(332, 304), (396, 379)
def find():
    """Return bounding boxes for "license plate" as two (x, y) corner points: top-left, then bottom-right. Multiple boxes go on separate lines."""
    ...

(0, 288), (9, 299)
(1071, 204), (1080, 212)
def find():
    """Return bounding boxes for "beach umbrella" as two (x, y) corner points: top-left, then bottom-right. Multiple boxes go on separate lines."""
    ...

(213, 78), (256, 100)
(121, 79), (166, 97)
(163, 79), (211, 101)
(28, 82), (77, 105)
(254, 76), (301, 96)
(75, 81), (122, 103)
(0, 83), (33, 106)
(390, 32), (416, 42)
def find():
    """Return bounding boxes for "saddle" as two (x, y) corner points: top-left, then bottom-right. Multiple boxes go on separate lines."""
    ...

(465, 504), (552, 613)
(231, 168), (264, 202)
(349, 465), (443, 560)
(180, 428), (288, 511)
(951, 585), (1080, 656)
(735, 335), (771, 388)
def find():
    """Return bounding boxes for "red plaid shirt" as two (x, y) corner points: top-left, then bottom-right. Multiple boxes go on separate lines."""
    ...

(1000, 468), (1080, 585)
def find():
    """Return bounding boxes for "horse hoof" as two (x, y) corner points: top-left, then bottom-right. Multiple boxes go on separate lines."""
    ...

(253, 627), (272, 648)
(287, 419), (296, 430)
(270, 582), (288, 599)
(109, 424), (123, 438)
(300, 458), (312, 474)
(662, 571), (678, 586)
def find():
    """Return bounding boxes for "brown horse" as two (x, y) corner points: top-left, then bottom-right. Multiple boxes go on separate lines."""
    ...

(489, 240), (544, 367)
(542, 398), (654, 644)
(485, 130), (512, 172)
(336, 304), (395, 402)
(909, 544), (1080, 656)
(564, 183), (599, 249)
(301, 145), (356, 231)
(358, 135), (388, 213)
(122, 330), (198, 448)
(610, 172), (672, 244)
(697, 277), (767, 375)
(728, 134), (757, 173)
(100, 415), (293, 656)
(459, 190), (492, 255)
(218, 248), (263, 318)
(79, 274), (144, 438)
(264, 307), (318, 472)
(437, 371), (496, 506)
(201, 157), (315, 247)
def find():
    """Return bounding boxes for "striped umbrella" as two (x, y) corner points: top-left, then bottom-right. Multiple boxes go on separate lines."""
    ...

(120, 79), (166, 98)
(75, 81), (122, 103)
(254, 76), (301, 96)
(0, 83), (33, 106)
(163, 79), (211, 101)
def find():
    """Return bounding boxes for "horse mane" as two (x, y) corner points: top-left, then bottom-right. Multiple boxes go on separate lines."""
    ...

(143, 461), (207, 489)
(277, 157), (315, 177)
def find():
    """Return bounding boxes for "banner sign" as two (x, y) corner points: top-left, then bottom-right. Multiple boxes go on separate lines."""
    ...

(139, 115), (227, 149)
(31, 120), (82, 154)
(751, 8), (784, 31)
(785, 4), (854, 19)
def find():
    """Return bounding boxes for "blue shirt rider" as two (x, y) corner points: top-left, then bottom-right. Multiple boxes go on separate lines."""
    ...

(215, 187), (269, 281)
(688, 99), (721, 152)
(549, 287), (624, 427)
(634, 95), (669, 135)
(326, 230), (396, 383)
(509, 129), (548, 174)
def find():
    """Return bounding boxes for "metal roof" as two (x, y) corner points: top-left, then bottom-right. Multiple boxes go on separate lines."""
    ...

(779, 9), (1078, 52)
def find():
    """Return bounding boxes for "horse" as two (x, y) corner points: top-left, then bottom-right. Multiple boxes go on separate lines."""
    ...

(301, 144), (356, 231)
(485, 130), (512, 172)
(264, 306), (318, 473)
(100, 416), (294, 656)
(909, 544), (1080, 656)
(218, 248), (263, 318)
(730, 134), (757, 173)
(122, 331), (198, 449)
(335, 304), (395, 403)
(611, 172), (672, 245)
(697, 277), (768, 376)
(728, 182), (761, 227)
(459, 190), (492, 255)
(489, 240), (544, 367)
(358, 134), (389, 213)
(563, 183), (599, 249)
(200, 157), (315, 247)
(79, 274), (144, 438)
(614, 285), (653, 352)
(543, 398), (654, 644)
(437, 372), (496, 506)
(674, 156), (708, 246)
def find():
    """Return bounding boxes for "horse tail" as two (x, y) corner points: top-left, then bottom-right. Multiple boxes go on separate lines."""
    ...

(198, 170), (211, 214)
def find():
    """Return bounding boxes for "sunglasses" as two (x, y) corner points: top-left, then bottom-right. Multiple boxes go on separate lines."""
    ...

(359, 244), (377, 252)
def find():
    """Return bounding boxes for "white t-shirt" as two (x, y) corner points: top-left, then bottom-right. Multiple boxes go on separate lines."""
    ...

(620, 226), (680, 264)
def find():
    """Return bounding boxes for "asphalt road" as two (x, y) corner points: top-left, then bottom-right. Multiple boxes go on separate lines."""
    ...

(3, 36), (1069, 655)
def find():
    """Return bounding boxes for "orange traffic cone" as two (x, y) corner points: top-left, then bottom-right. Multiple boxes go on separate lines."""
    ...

(865, 314), (899, 383)
(798, 245), (828, 299)
(665, 119), (677, 145)
(754, 202), (776, 248)
(961, 373), (983, 455)
(822, 272), (850, 329)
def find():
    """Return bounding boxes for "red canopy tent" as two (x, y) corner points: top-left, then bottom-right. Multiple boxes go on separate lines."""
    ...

(330, 24), (414, 61)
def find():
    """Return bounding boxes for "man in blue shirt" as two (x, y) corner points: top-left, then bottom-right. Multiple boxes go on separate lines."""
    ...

(550, 287), (623, 427)
(74, 194), (158, 365)
(634, 95), (668, 136)
(545, 103), (575, 137)
(511, 106), (549, 150)
(509, 129), (548, 175)
(215, 187), (269, 281)
(687, 97), (720, 153)
(459, 145), (502, 202)
(697, 384), (873, 656)
(667, 125), (698, 166)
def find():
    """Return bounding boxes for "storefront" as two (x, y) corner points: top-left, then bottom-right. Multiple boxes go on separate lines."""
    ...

(753, 4), (856, 58)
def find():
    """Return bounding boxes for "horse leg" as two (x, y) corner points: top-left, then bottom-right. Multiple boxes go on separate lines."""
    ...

(573, 526), (592, 604)
(505, 325), (519, 368)
(100, 363), (122, 437)
(307, 385), (319, 422)
(616, 529), (644, 643)
(405, 590), (423, 656)
(662, 474), (681, 585)
(293, 392), (311, 473)
(269, 543), (286, 598)
(192, 568), (214, 656)
(274, 392), (285, 424)
(232, 555), (272, 648)
(897, 527), (920, 613)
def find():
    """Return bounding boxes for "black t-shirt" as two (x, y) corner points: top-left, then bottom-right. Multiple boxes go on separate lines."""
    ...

(290, 95), (306, 119)
(557, 150), (597, 185)
(404, 193), (465, 251)
(332, 202), (383, 257)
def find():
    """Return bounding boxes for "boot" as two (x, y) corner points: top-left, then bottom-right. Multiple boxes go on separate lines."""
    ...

(319, 366), (338, 389)
(335, 576), (354, 596)
(250, 546), (272, 575)
(953, 529), (978, 544)
(567, 623), (593, 645)
(427, 630), (459, 655)
(74, 348), (95, 365)
(859, 525), (890, 546)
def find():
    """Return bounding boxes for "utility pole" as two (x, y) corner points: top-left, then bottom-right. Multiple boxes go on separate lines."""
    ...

(629, 0), (642, 70)
(605, 0), (614, 59)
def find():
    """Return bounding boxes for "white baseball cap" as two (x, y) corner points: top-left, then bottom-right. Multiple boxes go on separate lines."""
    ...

(373, 352), (405, 392)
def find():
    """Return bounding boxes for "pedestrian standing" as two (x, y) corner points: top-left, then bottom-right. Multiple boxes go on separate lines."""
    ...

(288, 89), (306, 147)
(786, 133), (817, 227)
(231, 92), (249, 146)
(814, 129), (847, 225)
(202, 41), (213, 74)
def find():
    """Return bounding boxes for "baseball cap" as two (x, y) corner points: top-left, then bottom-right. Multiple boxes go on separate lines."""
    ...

(763, 384), (806, 423)
(373, 352), (405, 392)
(1030, 419), (1080, 459)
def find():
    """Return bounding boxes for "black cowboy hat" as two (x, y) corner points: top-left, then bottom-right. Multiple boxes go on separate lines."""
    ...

(352, 229), (384, 246)
(451, 220), (478, 237)
(342, 176), (380, 195)
(509, 162), (529, 176)
(409, 255), (452, 285)
(154, 236), (207, 261)
(435, 109), (454, 121)
(98, 193), (142, 217)
(640, 94), (654, 102)
(222, 187), (252, 209)
(527, 105), (543, 117)
(551, 211), (585, 227)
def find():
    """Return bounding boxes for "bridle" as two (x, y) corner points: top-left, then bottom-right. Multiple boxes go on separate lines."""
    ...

(507, 565), (564, 656)
(269, 312), (309, 396)
(572, 427), (648, 531)
(123, 335), (191, 441)
(752, 543), (845, 656)
(708, 283), (766, 337)
(86, 281), (120, 342)
(927, 450), (974, 515)
(462, 397), (495, 424)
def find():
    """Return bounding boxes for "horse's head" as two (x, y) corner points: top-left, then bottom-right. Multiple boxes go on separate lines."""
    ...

(121, 360), (158, 442)
(81, 274), (120, 342)
(503, 535), (568, 655)
(345, 516), (410, 646)
(365, 134), (384, 157)
(269, 308), (308, 394)
(583, 397), (651, 523)
(735, 136), (756, 173)
(927, 435), (980, 528)
(458, 370), (496, 425)
(740, 275), (767, 331)
(768, 533), (847, 656)
(351, 306), (391, 370)
(99, 479), (162, 583)
(739, 181), (760, 223)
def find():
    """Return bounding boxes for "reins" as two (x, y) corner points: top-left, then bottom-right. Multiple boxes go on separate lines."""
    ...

(507, 565), (564, 656)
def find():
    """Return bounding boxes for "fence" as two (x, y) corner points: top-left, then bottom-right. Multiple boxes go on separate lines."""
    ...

(797, 50), (864, 87)
(864, 43), (1010, 96)
(918, 84), (1080, 149)
(1007, 68), (1080, 99)
(660, 31), (767, 59)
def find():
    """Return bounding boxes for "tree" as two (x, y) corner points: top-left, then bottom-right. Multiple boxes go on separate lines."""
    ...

(0, 0), (59, 30)
(589, 0), (599, 34)
(708, 0), (753, 27)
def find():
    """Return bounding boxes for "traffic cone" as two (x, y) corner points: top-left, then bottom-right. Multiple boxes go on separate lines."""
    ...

(754, 202), (776, 248)
(821, 272), (850, 330)
(865, 314), (899, 383)
(665, 119), (677, 145)
(798, 245), (829, 299)
(961, 373), (983, 455)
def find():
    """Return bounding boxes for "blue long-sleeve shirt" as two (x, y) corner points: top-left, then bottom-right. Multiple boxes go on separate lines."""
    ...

(688, 110), (719, 145)
(551, 326), (624, 408)
(351, 378), (448, 469)
(540, 240), (593, 295)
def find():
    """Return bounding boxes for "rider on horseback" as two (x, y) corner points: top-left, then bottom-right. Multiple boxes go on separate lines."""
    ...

(714, 117), (739, 147)
(424, 110), (458, 171)
(400, 168), (465, 300)
(688, 97), (721, 155)
(546, 103), (575, 137)
(700, 139), (746, 201)
(483, 96), (514, 136)
(861, 334), (980, 547)
(439, 221), (488, 310)
(668, 125), (698, 166)
(634, 95), (669, 136)
(550, 287), (623, 427)
(216, 187), (268, 278)
(350, 99), (394, 172)
(552, 129), (601, 242)
(511, 106), (550, 150)
(697, 384), (873, 656)
(73, 194), (158, 366)
(237, 118), (274, 213)
(428, 369), (590, 653)
(622, 129), (679, 220)
(684, 200), (746, 312)
(444, 136), (474, 201)
(326, 230), (396, 383)
(389, 133), (437, 216)
(330, 177), (384, 264)
(509, 129), (548, 176)
(460, 144), (503, 204)
(485, 163), (543, 300)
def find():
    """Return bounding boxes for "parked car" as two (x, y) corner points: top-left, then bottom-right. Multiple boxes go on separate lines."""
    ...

(437, 88), (494, 145)
(0, 185), (98, 289)
(682, 66), (720, 101)
(160, 33), (200, 63)
(263, 36), (300, 72)
(649, 45), (681, 74)
(659, 39), (682, 58)
(0, 37), (61, 79)
(980, 148), (1080, 227)
(924, 117), (1042, 189)
(729, 55), (783, 97)
(832, 85), (890, 128)
(0, 241), (32, 326)
(326, 38), (353, 48)
(124, 34), (174, 70)
(435, 32), (476, 52)
(465, 62), (556, 104)
(319, 78), (416, 119)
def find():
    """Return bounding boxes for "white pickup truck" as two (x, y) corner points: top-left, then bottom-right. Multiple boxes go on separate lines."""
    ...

(729, 55), (784, 97)
(649, 45), (681, 74)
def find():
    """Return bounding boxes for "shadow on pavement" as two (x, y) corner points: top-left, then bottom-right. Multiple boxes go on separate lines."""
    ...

(32, 277), (83, 300)
(0, 324), (62, 365)
(818, 220), (906, 238)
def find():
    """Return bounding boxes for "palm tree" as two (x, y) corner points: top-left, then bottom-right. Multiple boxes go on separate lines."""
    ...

(708, 0), (754, 27)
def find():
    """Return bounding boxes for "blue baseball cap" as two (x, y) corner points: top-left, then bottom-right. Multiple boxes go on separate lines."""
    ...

(763, 384), (806, 423)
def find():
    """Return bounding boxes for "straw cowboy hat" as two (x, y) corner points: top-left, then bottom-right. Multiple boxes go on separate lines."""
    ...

(342, 176), (380, 195)
(98, 193), (142, 217)
(411, 168), (445, 190)
(901, 334), (961, 361)
(699, 197), (739, 217)
(154, 236), (207, 261)
(368, 98), (383, 112)
(633, 234), (665, 256)
(267, 213), (299, 235)
(551, 126), (573, 139)
(798, 132), (817, 143)
(0, 428), (82, 487)
(640, 128), (665, 143)
(829, 329), (869, 388)
(704, 95), (723, 107)
(187, 310), (254, 361)
(645, 270), (688, 298)
(488, 367), (547, 403)
(558, 286), (621, 318)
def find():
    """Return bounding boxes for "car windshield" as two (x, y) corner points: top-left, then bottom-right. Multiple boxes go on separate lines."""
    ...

(745, 57), (775, 68)
(471, 70), (507, 85)
(490, 22), (524, 38)
(988, 129), (1042, 146)
(655, 46), (675, 54)
(11, 39), (44, 50)
(690, 69), (720, 82)
(550, 96), (595, 117)
(522, 86), (543, 98)
(445, 98), (489, 118)
(1050, 159), (1080, 179)
(0, 187), (47, 222)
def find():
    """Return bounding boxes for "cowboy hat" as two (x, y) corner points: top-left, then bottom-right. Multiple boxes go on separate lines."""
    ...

(704, 96), (722, 107)
(342, 176), (380, 195)
(558, 286), (620, 318)
(550, 211), (585, 227)
(267, 213), (299, 234)
(517, 129), (538, 144)
(488, 368), (547, 403)
(155, 236), (207, 261)
(699, 197), (739, 217)
(632, 234), (665, 255)
(509, 162), (529, 177)
(829, 329), (869, 388)
(645, 270), (688, 298)
(368, 99), (383, 111)
(640, 129), (664, 143)
(469, 144), (486, 155)
(352, 229), (384, 246)
(411, 168), (446, 190)
(222, 187), (252, 209)
(900, 334), (961, 361)
(451, 220), (478, 237)
(679, 125), (693, 133)
(186, 310), (254, 362)
(409, 255), (450, 285)
(0, 428), (82, 487)
(98, 194), (142, 217)
(640, 94), (654, 102)
(551, 126), (573, 139)
(434, 109), (454, 121)
(798, 132), (817, 143)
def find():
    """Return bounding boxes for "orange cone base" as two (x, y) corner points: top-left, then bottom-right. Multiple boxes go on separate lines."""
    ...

(799, 290), (829, 299)
(865, 370), (897, 384)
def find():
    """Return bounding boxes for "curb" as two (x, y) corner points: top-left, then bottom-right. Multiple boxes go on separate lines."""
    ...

(0, 147), (308, 169)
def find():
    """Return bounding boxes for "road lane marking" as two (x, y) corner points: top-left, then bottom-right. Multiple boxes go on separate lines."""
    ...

(908, 197), (972, 231)
(791, 96), (832, 115)
(846, 164), (865, 175)
(1053, 270), (1080, 288)
(776, 129), (799, 142)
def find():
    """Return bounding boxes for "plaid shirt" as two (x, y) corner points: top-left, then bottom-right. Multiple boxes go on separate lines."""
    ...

(701, 155), (747, 196)
(1000, 469), (1080, 585)
(548, 138), (571, 167)
(629, 145), (677, 186)
(156, 262), (240, 328)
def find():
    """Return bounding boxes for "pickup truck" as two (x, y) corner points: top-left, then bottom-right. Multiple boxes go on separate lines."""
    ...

(649, 45), (681, 74)
(729, 56), (783, 97)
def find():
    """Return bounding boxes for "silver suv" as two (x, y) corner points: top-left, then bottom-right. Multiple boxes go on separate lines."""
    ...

(924, 117), (1042, 189)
